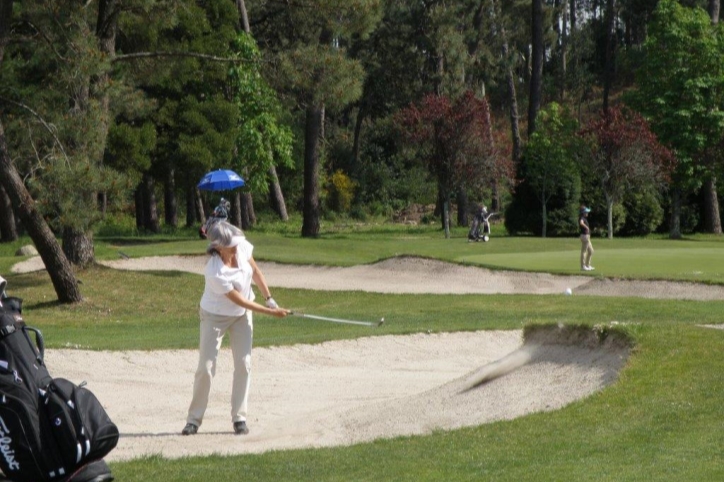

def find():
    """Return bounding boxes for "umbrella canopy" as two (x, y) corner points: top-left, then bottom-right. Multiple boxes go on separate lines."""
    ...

(197, 169), (245, 191)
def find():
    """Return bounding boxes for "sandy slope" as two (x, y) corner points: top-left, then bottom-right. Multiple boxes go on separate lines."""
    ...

(17, 254), (723, 299)
(9, 255), (684, 461)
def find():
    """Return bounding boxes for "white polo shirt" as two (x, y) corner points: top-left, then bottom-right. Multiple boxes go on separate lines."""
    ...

(199, 238), (256, 316)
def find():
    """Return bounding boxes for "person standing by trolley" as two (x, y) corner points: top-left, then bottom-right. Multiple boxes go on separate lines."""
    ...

(182, 221), (290, 436)
(579, 205), (594, 271)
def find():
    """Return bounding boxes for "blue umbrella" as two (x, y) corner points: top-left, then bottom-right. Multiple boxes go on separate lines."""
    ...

(197, 169), (245, 191)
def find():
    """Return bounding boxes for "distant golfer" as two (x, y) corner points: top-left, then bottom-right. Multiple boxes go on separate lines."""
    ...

(579, 205), (594, 271)
(182, 221), (290, 436)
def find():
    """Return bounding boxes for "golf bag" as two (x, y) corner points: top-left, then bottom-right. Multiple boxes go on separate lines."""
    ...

(0, 297), (118, 482)
(468, 209), (495, 242)
(467, 215), (483, 241)
(199, 198), (230, 239)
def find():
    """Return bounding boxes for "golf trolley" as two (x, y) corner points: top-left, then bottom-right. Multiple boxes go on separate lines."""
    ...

(199, 198), (231, 239)
(468, 209), (497, 243)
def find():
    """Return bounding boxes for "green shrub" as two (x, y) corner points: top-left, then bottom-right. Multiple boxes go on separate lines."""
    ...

(620, 190), (664, 236)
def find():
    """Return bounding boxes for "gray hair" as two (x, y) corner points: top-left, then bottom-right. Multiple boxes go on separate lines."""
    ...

(206, 221), (244, 256)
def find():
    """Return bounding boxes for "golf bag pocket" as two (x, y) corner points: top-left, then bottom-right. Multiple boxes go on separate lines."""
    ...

(43, 378), (119, 466)
(0, 366), (65, 482)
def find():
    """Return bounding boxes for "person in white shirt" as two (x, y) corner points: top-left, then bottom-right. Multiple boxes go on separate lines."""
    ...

(182, 221), (290, 436)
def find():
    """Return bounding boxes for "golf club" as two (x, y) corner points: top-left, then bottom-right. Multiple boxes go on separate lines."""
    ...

(291, 312), (385, 327)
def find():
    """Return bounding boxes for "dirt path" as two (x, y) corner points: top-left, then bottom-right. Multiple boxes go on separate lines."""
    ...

(11, 255), (694, 461)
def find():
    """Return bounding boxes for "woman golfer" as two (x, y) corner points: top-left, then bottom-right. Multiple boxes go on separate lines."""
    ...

(182, 221), (290, 436)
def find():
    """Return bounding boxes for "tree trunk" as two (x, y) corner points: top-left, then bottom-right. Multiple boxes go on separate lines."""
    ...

(230, 191), (242, 228)
(492, 0), (523, 163)
(558, 0), (568, 100)
(266, 169), (287, 221)
(606, 195), (614, 239)
(442, 188), (451, 239)
(302, 105), (323, 238)
(352, 103), (366, 168)
(0, 122), (82, 302)
(602, 0), (615, 112)
(93, 0), (118, 225)
(164, 166), (178, 228)
(134, 184), (144, 230)
(236, 0), (251, 33)
(703, 177), (722, 234)
(491, 180), (501, 212)
(142, 172), (160, 233)
(669, 188), (682, 239)
(185, 185), (196, 227)
(94, 0), (117, 148)
(529, 0), (544, 136)
(62, 227), (95, 268)
(195, 188), (206, 225)
(709, 0), (720, 23)
(97, 192), (107, 216)
(457, 189), (468, 227)
(243, 193), (256, 229)
(235, 0), (289, 222)
(706, 3), (722, 235)
(542, 198), (548, 238)
(268, 165), (288, 221)
(0, 183), (18, 242)
(0, 1), (80, 302)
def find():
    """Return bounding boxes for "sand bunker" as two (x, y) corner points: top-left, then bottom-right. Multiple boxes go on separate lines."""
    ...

(15, 254), (724, 299)
(10, 255), (641, 461)
(45, 327), (628, 461)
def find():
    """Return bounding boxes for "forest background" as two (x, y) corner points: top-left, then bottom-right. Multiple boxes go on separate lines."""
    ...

(1, 0), (724, 303)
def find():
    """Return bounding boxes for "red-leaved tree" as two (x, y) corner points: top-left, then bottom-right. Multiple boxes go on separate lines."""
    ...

(396, 91), (514, 238)
(580, 106), (676, 238)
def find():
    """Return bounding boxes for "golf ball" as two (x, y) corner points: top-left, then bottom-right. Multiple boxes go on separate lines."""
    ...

(565, 288), (573, 296)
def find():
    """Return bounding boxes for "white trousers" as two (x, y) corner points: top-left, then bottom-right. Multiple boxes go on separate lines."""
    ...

(186, 308), (253, 426)
(580, 234), (594, 269)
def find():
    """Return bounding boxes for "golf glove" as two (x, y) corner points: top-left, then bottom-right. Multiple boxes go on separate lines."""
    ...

(265, 297), (278, 309)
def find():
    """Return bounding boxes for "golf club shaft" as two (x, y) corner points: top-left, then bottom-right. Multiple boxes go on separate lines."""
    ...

(291, 312), (378, 327)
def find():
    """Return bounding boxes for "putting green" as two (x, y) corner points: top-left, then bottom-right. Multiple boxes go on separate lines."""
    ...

(458, 247), (724, 283)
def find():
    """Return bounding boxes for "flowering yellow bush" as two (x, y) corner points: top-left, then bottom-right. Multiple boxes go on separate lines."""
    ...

(328, 170), (357, 213)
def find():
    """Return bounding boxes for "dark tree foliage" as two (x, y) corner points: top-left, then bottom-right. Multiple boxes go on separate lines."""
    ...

(396, 91), (513, 237)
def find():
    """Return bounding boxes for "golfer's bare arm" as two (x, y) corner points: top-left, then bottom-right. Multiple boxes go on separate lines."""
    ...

(223, 257), (289, 317)
(224, 289), (288, 317)
(249, 257), (272, 300)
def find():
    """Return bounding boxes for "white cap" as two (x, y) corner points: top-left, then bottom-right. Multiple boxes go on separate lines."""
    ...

(228, 236), (245, 248)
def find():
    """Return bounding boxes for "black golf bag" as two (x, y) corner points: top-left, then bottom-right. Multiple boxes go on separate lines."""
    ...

(0, 297), (118, 482)
(467, 215), (482, 241)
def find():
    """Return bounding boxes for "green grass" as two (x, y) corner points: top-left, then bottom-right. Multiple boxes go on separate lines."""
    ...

(3, 227), (724, 480)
